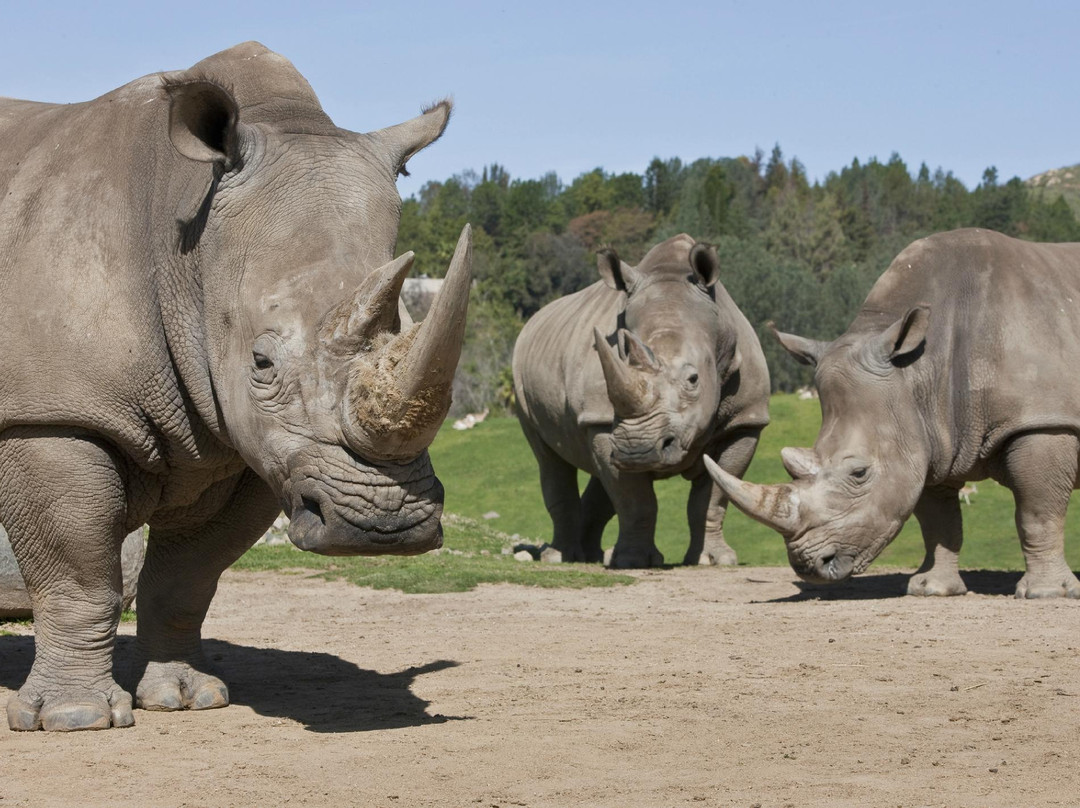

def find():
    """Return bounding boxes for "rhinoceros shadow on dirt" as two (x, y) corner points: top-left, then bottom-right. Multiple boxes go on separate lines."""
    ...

(0, 636), (466, 733)
(762, 570), (1026, 602)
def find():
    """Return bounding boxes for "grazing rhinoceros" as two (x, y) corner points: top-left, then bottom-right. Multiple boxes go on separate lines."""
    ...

(0, 42), (472, 731)
(512, 234), (770, 568)
(706, 227), (1080, 599)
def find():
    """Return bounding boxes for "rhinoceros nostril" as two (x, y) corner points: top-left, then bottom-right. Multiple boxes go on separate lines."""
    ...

(661, 437), (675, 451)
(818, 551), (836, 571)
(301, 496), (326, 527)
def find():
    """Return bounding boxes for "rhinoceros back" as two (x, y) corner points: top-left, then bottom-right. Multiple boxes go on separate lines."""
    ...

(851, 228), (1080, 475)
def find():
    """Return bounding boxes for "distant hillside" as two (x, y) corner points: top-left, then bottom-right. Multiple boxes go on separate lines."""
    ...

(1027, 164), (1080, 217)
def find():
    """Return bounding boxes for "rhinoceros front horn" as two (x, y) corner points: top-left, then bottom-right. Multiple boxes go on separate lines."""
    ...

(594, 327), (654, 418)
(342, 224), (472, 460)
(703, 456), (801, 537)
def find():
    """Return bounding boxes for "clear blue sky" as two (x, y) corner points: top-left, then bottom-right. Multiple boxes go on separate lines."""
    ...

(1, 1), (1075, 197)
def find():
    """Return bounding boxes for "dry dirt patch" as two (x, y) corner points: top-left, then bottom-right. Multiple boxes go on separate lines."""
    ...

(2, 567), (1078, 807)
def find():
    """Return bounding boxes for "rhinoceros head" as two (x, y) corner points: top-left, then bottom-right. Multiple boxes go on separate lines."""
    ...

(161, 72), (469, 557)
(592, 235), (737, 473)
(704, 307), (933, 582)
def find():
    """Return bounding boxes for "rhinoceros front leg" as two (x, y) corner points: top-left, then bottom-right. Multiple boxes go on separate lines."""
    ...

(907, 485), (968, 596)
(685, 430), (761, 566)
(587, 435), (662, 569)
(579, 476), (615, 563)
(999, 431), (1080, 599)
(0, 428), (133, 731)
(135, 469), (279, 711)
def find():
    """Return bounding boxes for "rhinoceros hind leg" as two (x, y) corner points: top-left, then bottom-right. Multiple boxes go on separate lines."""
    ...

(999, 431), (1080, 600)
(907, 486), (967, 596)
(520, 423), (587, 561)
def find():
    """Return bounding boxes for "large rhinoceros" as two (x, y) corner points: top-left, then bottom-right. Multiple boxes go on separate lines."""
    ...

(513, 234), (770, 568)
(0, 42), (472, 731)
(706, 227), (1080, 599)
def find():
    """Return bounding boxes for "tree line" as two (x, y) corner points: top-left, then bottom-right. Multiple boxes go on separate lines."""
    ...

(396, 149), (1080, 411)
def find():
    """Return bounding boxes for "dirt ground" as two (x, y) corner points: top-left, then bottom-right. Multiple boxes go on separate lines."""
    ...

(1, 566), (1078, 808)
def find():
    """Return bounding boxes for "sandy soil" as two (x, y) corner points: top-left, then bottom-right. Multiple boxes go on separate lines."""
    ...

(2, 566), (1079, 808)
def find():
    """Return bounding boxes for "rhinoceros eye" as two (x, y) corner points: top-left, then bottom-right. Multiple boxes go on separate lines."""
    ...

(687, 372), (699, 385)
(851, 466), (869, 481)
(251, 334), (281, 385)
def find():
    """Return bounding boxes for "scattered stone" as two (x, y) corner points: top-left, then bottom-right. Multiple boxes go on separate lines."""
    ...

(482, 511), (500, 520)
(257, 514), (291, 546)
(512, 543), (541, 560)
(539, 544), (562, 564)
(513, 550), (534, 562)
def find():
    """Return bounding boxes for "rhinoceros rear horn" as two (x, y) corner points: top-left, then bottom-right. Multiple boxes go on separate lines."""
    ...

(704, 456), (802, 537)
(320, 252), (415, 353)
(368, 99), (452, 177)
(342, 225), (472, 460)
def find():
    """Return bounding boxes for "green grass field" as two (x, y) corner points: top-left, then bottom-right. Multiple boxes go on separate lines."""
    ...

(431, 394), (1080, 571)
(237, 393), (1080, 592)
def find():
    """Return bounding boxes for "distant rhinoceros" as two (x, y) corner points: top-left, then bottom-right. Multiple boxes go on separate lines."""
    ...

(0, 42), (471, 732)
(706, 227), (1080, 599)
(512, 235), (770, 568)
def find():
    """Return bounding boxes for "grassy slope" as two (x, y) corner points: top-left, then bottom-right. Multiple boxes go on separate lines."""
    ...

(1027, 164), (1080, 218)
(432, 395), (1080, 571)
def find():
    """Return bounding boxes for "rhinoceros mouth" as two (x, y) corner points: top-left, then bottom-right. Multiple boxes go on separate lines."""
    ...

(283, 447), (444, 556)
(609, 430), (689, 472)
(790, 547), (856, 584)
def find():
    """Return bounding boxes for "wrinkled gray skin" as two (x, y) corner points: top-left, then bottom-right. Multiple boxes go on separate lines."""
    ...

(513, 235), (769, 568)
(707, 228), (1080, 599)
(0, 42), (473, 731)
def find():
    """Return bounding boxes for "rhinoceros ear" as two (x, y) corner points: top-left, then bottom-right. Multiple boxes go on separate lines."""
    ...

(688, 242), (720, 288)
(367, 99), (452, 177)
(597, 249), (639, 292)
(769, 322), (828, 367)
(877, 306), (930, 366)
(163, 78), (242, 169)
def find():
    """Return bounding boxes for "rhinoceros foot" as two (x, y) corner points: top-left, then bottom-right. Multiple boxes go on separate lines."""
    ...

(687, 542), (738, 567)
(1014, 568), (1080, 599)
(906, 570), (967, 597)
(7, 678), (133, 731)
(607, 544), (665, 569)
(136, 661), (229, 711)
